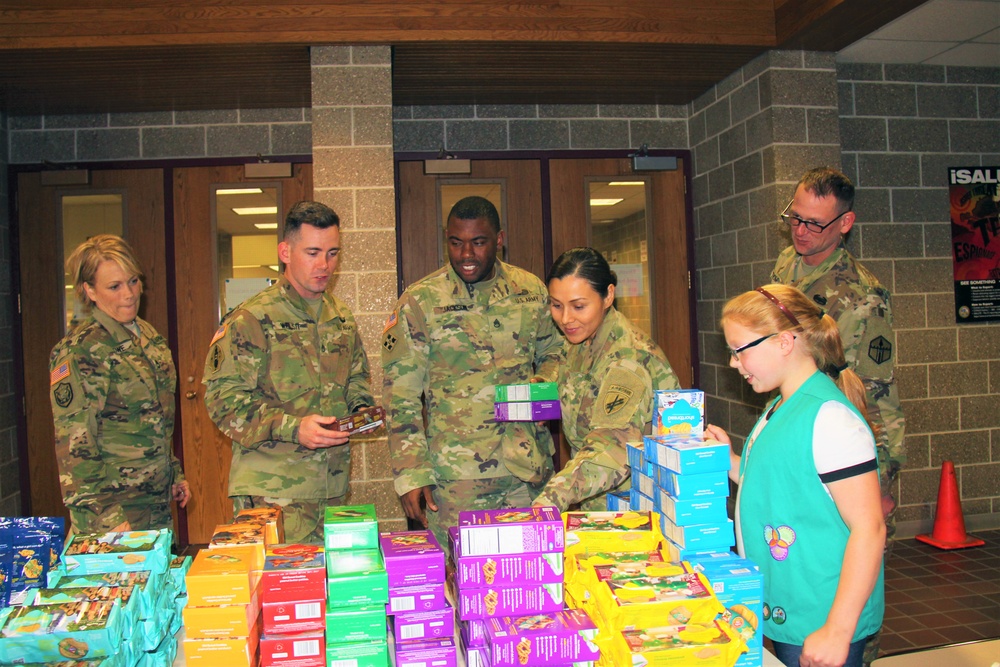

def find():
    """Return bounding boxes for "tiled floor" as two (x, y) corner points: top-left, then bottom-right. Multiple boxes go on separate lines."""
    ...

(879, 529), (1000, 657)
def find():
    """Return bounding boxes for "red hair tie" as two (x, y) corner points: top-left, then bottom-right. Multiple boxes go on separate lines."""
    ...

(756, 287), (801, 328)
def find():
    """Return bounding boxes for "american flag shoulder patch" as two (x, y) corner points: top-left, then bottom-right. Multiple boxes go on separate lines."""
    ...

(50, 362), (70, 385)
(209, 324), (227, 346)
(382, 310), (398, 335)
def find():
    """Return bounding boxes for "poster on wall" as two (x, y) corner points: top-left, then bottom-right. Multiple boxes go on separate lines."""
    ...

(950, 166), (1000, 323)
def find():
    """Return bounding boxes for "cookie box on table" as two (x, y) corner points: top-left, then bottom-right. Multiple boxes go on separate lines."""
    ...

(456, 506), (564, 557)
(0, 599), (124, 664)
(259, 630), (325, 667)
(324, 604), (387, 645)
(659, 515), (735, 551)
(630, 467), (656, 498)
(657, 492), (728, 526)
(628, 489), (655, 512)
(47, 570), (160, 622)
(25, 585), (140, 637)
(485, 608), (600, 666)
(390, 604), (454, 643)
(655, 469), (730, 499)
(691, 557), (763, 667)
(463, 640), (492, 667)
(460, 618), (488, 648)
(209, 523), (265, 571)
(450, 526), (563, 586)
(590, 571), (724, 633)
(324, 639), (387, 667)
(234, 506), (284, 545)
(493, 400), (561, 422)
(643, 435), (729, 475)
(393, 637), (458, 667)
(652, 389), (705, 437)
(661, 535), (731, 565)
(324, 549), (388, 608)
(563, 511), (661, 554)
(260, 543), (325, 603)
(565, 550), (667, 590)
(262, 596), (324, 634)
(183, 620), (259, 667)
(183, 589), (259, 639)
(606, 490), (630, 512)
(379, 529), (446, 588)
(387, 581), (446, 614)
(603, 619), (746, 667)
(626, 442), (651, 476)
(568, 557), (685, 612)
(457, 583), (565, 621)
(323, 504), (379, 551)
(185, 545), (259, 606)
(59, 529), (171, 576)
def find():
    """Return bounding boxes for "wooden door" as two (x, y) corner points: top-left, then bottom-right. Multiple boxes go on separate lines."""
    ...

(172, 164), (312, 543)
(549, 158), (694, 388)
(17, 168), (166, 521)
(396, 160), (545, 287)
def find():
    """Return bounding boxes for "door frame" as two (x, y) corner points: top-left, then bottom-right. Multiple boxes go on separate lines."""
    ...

(392, 148), (698, 388)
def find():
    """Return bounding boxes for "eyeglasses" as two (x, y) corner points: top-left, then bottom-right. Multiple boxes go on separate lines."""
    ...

(728, 333), (776, 360)
(779, 199), (850, 234)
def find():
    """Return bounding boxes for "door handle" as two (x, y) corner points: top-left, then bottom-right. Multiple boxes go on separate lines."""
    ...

(185, 391), (198, 400)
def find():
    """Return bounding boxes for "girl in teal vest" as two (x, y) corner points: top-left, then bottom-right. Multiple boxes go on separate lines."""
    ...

(705, 285), (884, 667)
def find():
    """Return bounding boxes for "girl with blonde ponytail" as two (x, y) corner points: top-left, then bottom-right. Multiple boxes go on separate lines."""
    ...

(705, 285), (884, 667)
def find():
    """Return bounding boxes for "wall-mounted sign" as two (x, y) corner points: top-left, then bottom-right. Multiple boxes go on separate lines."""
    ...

(949, 167), (1000, 323)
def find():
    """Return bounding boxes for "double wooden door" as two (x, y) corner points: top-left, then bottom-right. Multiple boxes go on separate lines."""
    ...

(16, 164), (311, 543)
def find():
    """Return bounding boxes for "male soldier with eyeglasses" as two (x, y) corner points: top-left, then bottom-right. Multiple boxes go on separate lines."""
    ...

(770, 167), (904, 666)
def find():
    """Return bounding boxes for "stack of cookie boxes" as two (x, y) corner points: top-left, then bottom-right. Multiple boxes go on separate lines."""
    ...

(690, 555), (764, 667)
(258, 544), (327, 667)
(493, 381), (561, 422)
(380, 530), (455, 666)
(0, 528), (178, 666)
(182, 507), (282, 665)
(0, 516), (65, 607)
(561, 512), (748, 667)
(625, 388), (736, 561)
(321, 504), (389, 667)
(447, 506), (568, 667)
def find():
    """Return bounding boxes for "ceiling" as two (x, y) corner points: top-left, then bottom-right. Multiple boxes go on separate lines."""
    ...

(0, 1), (993, 117)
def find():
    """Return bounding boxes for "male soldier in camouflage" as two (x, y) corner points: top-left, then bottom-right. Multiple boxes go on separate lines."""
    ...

(770, 167), (904, 666)
(50, 234), (189, 534)
(382, 196), (564, 547)
(203, 201), (373, 544)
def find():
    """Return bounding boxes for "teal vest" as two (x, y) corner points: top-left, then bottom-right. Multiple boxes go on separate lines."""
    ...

(738, 371), (884, 644)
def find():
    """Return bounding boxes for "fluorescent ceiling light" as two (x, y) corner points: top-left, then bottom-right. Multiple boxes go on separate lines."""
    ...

(608, 181), (644, 186)
(254, 222), (279, 229)
(590, 198), (624, 206)
(233, 206), (278, 216)
(217, 188), (263, 195)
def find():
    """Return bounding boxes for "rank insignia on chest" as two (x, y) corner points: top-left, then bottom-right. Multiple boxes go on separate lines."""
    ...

(604, 384), (634, 415)
(54, 382), (74, 408)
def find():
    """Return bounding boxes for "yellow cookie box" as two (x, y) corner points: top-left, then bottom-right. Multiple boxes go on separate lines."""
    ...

(233, 507), (283, 546)
(563, 511), (664, 556)
(182, 588), (260, 639)
(598, 618), (747, 666)
(589, 571), (724, 634)
(186, 546), (261, 607)
(182, 620), (260, 667)
(565, 552), (687, 613)
(208, 524), (265, 571)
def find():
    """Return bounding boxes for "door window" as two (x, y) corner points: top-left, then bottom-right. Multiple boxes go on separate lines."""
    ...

(214, 185), (281, 319)
(587, 179), (654, 337)
(61, 193), (124, 333)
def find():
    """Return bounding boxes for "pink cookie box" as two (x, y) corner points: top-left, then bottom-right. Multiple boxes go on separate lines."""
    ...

(393, 637), (458, 667)
(451, 530), (563, 586)
(456, 507), (564, 557)
(486, 609), (600, 666)
(457, 583), (565, 621)
(260, 544), (325, 604)
(258, 630), (325, 667)
(387, 581), (447, 615)
(460, 618), (489, 648)
(378, 530), (446, 588)
(261, 597), (325, 635)
(390, 603), (455, 643)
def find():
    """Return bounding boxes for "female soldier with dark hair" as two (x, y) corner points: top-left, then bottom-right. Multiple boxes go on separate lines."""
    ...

(532, 247), (679, 510)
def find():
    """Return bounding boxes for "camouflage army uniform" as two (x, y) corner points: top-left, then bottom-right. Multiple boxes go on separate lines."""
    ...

(533, 308), (680, 511)
(203, 277), (373, 543)
(50, 308), (183, 534)
(382, 261), (564, 546)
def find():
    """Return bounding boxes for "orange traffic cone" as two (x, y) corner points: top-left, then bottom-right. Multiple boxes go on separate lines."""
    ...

(916, 460), (985, 549)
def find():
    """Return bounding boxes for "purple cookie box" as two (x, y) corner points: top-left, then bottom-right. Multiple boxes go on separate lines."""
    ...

(485, 609), (600, 667)
(393, 637), (457, 667)
(453, 507), (564, 557)
(493, 401), (561, 422)
(457, 583), (565, 621)
(378, 530), (446, 588)
(390, 604), (454, 644)
(387, 581), (446, 615)
(460, 619), (489, 648)
(453, 550), (564, 587)
(463, 642), (492, 667)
